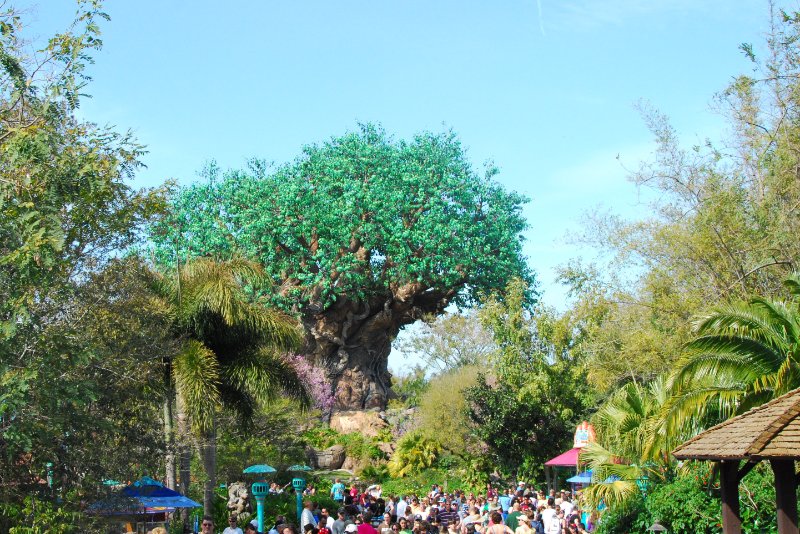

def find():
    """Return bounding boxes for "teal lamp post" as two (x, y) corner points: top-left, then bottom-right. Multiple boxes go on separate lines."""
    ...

(251, 481), (269, 533)
(244, 464), (277, 533)
(288, 465), (312, 525)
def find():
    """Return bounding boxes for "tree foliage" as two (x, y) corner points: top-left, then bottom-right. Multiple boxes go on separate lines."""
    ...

(150, 124), (534, 410)
(395, 312), (495, 374)
(558, 6), (800, 397)
(415, 365), (482, 456)
(153, 124), (533, 312)
(0, 4), (168, 529)
(465, 278), (587, 480)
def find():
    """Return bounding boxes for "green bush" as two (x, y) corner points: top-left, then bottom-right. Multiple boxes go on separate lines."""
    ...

(380, 468), (466, 497)
(1, 495), (85, 534)
(643, 469), (720, 533)
(596, 462), (793, 534)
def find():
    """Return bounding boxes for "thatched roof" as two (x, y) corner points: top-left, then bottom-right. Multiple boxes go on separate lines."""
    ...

(673, 387), (800, 461)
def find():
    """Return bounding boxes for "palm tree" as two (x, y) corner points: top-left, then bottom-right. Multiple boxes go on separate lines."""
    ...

(663, 273), (800, 435)
(154, 256), (307, 515)
(581, 379), (672, 512)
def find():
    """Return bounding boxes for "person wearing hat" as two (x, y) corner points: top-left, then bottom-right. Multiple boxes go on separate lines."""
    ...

(513, 515), (531, 534)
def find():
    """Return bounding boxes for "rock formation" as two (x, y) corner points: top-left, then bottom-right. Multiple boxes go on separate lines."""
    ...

(227, 482), (251, 515)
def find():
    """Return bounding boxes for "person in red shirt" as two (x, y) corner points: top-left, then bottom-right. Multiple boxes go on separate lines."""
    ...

(357, 514), (378, 534)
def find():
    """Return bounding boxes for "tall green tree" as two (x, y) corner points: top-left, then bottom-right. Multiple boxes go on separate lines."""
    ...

(154, 256), (308, 515)
(557, 7), (800, 394)
(465, 278), (587, 480)
(0, 3), (167, 529)
(415, 365), (482, 456)
(152, 124), (533, 410)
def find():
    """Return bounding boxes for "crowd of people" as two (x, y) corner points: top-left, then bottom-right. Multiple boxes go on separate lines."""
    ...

(190, 481), (597, 534)
(310, 481), (593, 534)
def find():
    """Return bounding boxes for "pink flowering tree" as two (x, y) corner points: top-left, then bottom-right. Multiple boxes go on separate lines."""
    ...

(286, 353), (336, 414)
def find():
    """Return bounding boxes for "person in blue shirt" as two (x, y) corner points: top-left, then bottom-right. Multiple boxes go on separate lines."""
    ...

(498, 490), (513, 522)
(331, 478), (346, 504)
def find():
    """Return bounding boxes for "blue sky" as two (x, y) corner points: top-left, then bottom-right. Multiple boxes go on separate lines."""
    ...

(35, 1), (779, 367)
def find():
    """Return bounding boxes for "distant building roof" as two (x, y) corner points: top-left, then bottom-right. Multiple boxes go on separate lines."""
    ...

(545, 447), (581, 466)
(673, 387), (800, 461)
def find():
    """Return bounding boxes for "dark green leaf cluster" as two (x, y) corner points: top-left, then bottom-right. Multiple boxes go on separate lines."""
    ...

(465, 375), (573, 481)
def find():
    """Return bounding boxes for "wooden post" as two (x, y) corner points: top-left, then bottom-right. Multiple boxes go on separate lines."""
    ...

(771, 459), (798, 534)
(545, 466), (551, 495)
(720, 460), (742, 534)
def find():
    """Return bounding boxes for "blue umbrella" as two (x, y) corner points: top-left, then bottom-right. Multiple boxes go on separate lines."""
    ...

(243, 464), (277, 474)
(122, 477), (201, 509)
(566, 471), (593, 484)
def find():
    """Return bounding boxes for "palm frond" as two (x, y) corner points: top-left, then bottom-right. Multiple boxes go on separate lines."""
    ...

(674, 350), (769, 389)
(661, 383), (745, 436)
(222, 349), (311, 409)
(173, 340), (221, 433)
(692, 305), (790, 351)
(782, 275), (800, 300)
(582, 480), (641, 512)
(748, 297), (799, 343)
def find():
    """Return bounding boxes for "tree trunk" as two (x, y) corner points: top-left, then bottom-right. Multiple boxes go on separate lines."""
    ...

(198, 417), (218, 517)
(176, 389), (192, 530)
(163, 393), (177, 490)
(303, 287), (453, 411)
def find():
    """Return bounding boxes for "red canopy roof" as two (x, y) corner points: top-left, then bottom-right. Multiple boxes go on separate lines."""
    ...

(544, 447), (581, 466)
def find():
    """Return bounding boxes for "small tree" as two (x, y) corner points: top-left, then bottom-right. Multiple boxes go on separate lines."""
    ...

(465, 278), (586, 480)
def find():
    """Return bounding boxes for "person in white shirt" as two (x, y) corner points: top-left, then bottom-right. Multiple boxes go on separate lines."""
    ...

(367, 484), (382, 499)
(301, 501), (318, 532)
(396, 496), (408, 520)
(223, 514), (244, 534)
(559, 496), (573, 518)
(540, 499), (559, 534)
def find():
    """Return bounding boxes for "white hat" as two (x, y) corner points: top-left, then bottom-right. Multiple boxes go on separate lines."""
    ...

(251, 519), (259, 527)
(518, 516), (530, 523)
(346, 525), (358, 533)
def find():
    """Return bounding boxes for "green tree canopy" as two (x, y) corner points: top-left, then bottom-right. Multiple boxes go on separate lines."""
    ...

(0, 4), (167, 529)
(465, 278), (587, 480)
(153, 124), (534, 410)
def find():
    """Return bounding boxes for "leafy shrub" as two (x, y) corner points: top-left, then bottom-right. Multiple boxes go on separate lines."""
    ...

(387, 432), (441, 477)
(380, 468), (466, 497)
(360, 463), (390, 481)
(594, 496), (647, 534)
(1, 495), (84, 534)
(596, 462), (793, 534)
